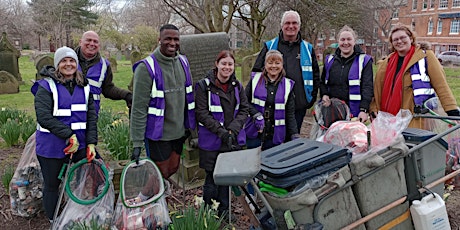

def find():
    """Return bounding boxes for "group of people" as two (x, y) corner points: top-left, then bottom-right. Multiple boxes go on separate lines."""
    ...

(33, 9), (459, 224)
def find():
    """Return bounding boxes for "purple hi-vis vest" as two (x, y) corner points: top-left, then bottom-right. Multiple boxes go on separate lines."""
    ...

(325, 54), (371, 117)
(410, 55), (435, 106)
(78, 58), (107, 114)
(133, 54), (196, 141)
(245, 73), (294, 145)
(197, 78), (246, 151)
(32, 78), (90, 158)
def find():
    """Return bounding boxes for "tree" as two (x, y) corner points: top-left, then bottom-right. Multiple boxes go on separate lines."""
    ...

(162, 0), (237, 33)
(233, 0), (274, 52)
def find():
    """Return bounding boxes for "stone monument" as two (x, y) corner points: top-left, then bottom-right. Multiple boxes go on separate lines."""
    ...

(34, 54), (53, 81)
(0, 32), (22, 84)
(108, 57), (118, 73)
(0, 71), (19, 94)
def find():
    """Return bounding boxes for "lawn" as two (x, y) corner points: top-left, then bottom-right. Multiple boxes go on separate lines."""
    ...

(1, 53), (460, 116)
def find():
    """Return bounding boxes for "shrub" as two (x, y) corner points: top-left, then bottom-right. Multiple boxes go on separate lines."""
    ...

(0, 107), (24, 126)
(0, 119), (21, 146)
(170, 196), (227, 230)
(20, 115), (36, 143)
(98, 107), (121, 131)
(100, 118), (132, 160)
(1, 165), (14, 193)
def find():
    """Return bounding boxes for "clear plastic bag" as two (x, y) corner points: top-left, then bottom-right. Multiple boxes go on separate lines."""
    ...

(9, 132), (44, 217)
(320, 121), (369, 154)
(310, 99), (351, 140)
(52, 159), (115, 230)
(368, 109), (412, 152)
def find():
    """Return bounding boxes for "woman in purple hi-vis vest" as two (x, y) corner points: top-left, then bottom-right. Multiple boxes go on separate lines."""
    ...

(195, 50), (249, 218)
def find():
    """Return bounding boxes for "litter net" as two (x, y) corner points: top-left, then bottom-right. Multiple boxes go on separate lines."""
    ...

(112, 158), (170, 229)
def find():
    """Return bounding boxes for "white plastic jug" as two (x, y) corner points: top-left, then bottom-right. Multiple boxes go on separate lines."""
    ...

(410, 193), (451, 230)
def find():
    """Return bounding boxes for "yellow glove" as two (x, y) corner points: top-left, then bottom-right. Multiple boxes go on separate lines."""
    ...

(64, 134), (79, 154)
(86, 144), (96, 162)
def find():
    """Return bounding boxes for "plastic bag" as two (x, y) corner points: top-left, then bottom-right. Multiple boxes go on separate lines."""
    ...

(310, 99), (351, 140)
(52, 159), (114, 230)
(368, 109), (412, 152)
(9, 132), (44, 217)
(111, 159), (171, 229)
(320, 121), (369, 154)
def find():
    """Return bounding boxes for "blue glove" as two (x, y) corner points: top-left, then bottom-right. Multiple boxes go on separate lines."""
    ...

(253, 113), (264, 131)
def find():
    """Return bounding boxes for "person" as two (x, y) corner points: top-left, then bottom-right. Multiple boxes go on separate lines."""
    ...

(370, 24), (459, 129)
(320, 25), (373, 122)
(75, 30), (132, 114)
(31, 46), (98, 222)
(195, 50), (249, 217)
(245, 50), (299, 150)
(252, 10), (320, 133)
(130, 24), (195, 179)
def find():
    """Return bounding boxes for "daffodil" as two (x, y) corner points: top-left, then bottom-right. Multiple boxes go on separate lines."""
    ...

(211, 199), (220, 211)
(194, 195), (204, 207)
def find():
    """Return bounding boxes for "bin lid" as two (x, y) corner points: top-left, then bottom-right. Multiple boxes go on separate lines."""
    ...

(260, 138), (351, 178)
(402, 128), (448, 148)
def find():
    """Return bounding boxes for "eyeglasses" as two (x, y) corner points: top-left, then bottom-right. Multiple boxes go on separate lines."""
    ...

(392, 36), (409, 43)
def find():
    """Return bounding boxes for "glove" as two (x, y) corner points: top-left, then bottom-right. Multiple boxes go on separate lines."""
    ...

(253, 113), (265, 131)
(447, 109), (460, 117)
(64, 134), (79, 154)
(86, 144), (96, 162)
(291, 134), (301, 140)
(221, 131), (237, 151)
(125, 93), (133, 109)
(131, 147), (141, 164)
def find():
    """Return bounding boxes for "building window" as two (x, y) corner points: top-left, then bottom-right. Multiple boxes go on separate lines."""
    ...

(392, 9), (399, 18)
(430, 0), (435, 8)
(236, 41), (243, 48)
(428, 20), (433, 34)
(439, 0), (448, 8)
(412, 0), (418, 10)
(454, 0), (460, 7)
(450, 20), (460, 34)
(411, 20), (416, 31)
(437, 20), (443, 34)
(449, 45), (458, 51)
(422, 0), (428, 9)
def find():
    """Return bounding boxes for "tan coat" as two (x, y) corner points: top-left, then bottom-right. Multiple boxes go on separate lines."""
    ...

(370, 46), (458, 129)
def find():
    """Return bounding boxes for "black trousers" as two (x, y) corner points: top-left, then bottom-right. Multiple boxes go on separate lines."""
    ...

(203, 170), (229, 216)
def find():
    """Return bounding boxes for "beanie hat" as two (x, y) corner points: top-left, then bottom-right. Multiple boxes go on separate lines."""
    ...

(54, 46), (79, 69)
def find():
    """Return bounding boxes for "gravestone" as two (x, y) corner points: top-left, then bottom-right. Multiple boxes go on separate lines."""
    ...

(34, 54), (53, 81)
(180, 32), (229, 83)
(108, 57), (118, 73)
(241, 52), (259, 86)
(0, 71), (19, 94)
(0, 32), (22, 84)
(127, 51), (144, 91)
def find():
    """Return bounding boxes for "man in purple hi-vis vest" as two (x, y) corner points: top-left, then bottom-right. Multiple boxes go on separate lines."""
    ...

(75, 31), (133, 114)
(130, 24), (196, 179)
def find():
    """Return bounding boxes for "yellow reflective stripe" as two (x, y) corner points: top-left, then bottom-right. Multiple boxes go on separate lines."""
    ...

(413, 88), (435, 96)
(302, 66), (312, 72)
(93, 94), (101, 101)
(358, 54), (365, 80)
(304, 80), (314, 85)
(349, 94), (361, 100)
(349, 80), (360, 86)
(275, 103), (285, 110)
(71, 104), (87, 111)
(186, 85), (193, 94)
(188, 101), (195, 110)
(148, 107), (164, 116)
(253, 98), (265, 107)
(87, 78), (102, 88)
(275, 119), (285, 126)
(71, 122), (86, 130)
(251, 72), (263, 105)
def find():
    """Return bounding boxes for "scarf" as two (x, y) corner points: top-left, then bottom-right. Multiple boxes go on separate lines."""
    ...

(380, 46), (415, 115)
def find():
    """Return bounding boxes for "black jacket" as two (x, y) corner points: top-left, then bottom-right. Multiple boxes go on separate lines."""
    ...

(195, 69), (249, 171)
(35, 66), (98, 146)
(245, 74), (298, 141)
(320, 45), (374, 111)
(75, 47), (132, 105)
(252, 31), (320, 111)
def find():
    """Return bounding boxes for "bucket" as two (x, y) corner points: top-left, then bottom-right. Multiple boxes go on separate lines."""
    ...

(410, 193), (451, 230)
